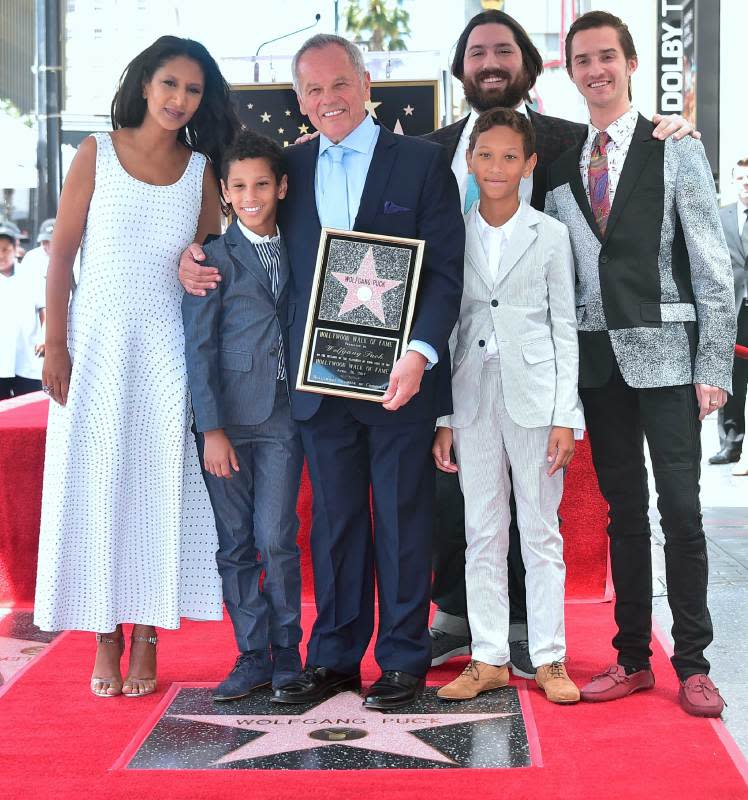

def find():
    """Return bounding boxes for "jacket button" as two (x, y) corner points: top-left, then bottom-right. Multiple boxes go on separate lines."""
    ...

(491, 299), (498, 307)
(478, 339), (485, 347)
(600, 255), (610, 264)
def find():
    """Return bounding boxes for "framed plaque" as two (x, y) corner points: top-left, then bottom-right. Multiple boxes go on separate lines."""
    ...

(296, 228), (425, 402)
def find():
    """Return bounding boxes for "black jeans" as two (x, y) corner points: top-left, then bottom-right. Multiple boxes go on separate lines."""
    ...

(432, 466), (527, 626)
(580, 367), (712, 679)
(0, 376), (42, 401)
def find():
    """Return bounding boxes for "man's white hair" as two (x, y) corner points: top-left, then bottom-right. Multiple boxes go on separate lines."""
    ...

(291, 34), (366, 93)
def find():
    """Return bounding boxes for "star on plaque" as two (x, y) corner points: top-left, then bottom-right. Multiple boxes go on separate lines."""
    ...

(298, 123), (310, 134)
(285, 109), (292, 116)
(171, 691), (514, 766)
(364, 99), (382, 118)
(278, 127), (284, 134)
(403, 104), (414, 116)
(332, 246), (402, 324)
(260, 111), (271, 123)
(247, 103), (254, 110)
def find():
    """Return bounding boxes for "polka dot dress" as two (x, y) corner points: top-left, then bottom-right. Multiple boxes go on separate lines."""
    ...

(34, 133), (223, 632)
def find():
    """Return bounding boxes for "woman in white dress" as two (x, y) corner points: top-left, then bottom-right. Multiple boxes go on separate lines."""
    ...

(35, 37), (238, 697)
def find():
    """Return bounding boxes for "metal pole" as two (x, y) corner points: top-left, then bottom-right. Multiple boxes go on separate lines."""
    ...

(35, 0), (62, 224)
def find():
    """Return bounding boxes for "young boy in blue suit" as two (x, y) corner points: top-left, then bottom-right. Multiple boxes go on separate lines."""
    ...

(182, 130), (303, 701)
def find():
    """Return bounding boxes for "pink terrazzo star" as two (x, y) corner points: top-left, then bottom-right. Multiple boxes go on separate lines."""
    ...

(332, 246), (402, 324)
(172, 691), (515, 766)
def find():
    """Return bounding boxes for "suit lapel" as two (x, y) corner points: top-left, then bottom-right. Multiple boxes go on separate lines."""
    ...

(602, 114), (658, 243)
(496, 202), (539, 285)
(277, 237), (290, 297)
(353, 124), (398, 231)
(561, 142), (602, 241)
(465, 207), (493, 291)
(224, 221), (273, 297)
(723, 205), (741, 255)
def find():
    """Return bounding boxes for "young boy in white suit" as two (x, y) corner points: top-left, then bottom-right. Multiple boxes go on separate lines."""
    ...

(433, 108), (584, 705)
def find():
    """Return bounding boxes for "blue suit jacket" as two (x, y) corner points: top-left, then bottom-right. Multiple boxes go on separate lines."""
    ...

(280, 123), (465, 424)
(182, 221), (291, 431)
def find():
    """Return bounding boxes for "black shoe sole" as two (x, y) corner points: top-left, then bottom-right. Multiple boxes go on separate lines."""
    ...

(363, 688), (424, 710)
(212, 679), (271, 702)
(270, 675), (361, 704)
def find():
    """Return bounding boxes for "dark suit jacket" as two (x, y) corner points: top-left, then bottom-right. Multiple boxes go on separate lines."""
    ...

(182, 221), (291, 431)
(546, 113), (735, 392)
(424, 107), (586, 211)
(719, 203), (748, 316)
(279, 122), (465, 425)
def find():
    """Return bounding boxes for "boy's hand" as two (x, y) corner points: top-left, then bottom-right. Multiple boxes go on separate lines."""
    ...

(651, 113), (700, 141)
(179, 242), (221, 297)
(382, 351), (427, 411)
(546, 426), (575, 477)
(203, 429), (240, 479)
(432, 426), (458, 473)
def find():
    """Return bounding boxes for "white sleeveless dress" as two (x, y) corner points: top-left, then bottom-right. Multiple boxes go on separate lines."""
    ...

(34, 133), (223, 632)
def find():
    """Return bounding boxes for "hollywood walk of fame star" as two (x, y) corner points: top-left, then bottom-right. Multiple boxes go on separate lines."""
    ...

(298, 123), (310, 134)
(364, 99), (382, 118)
(332, 247), (402, 324)
(403, 104), (414, 116)
(260, 111), (271, 123)
(171, 691), (515, 766)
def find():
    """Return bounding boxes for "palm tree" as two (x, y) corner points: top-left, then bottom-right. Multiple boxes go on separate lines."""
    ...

(345, 0), (411, 51)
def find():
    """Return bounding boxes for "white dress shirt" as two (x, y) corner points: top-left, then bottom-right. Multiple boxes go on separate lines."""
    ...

(474, 202), (522, 359)
(0, 266), (45, 380)
(236, 220), (280, 245)
(580, 106), (638, 204)
(451, 102), (534, 211)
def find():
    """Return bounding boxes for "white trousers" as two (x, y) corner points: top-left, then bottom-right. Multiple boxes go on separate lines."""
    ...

(453, 359), (567, 667)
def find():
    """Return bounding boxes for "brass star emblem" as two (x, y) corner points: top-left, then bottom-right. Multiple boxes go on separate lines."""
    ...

(298, 123), (310, 134)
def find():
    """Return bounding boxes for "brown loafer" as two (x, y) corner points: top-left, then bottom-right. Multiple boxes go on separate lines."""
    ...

(678, 674), (725, 718)
(580, 664), (654, 702)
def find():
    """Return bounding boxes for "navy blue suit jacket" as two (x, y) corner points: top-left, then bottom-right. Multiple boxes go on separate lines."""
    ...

(279, 123), (465, 425)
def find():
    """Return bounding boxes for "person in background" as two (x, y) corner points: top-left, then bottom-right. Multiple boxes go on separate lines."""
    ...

(709, 157), (748, 474)
(20, 218), (55, 281)
(0, 221), (45, 400)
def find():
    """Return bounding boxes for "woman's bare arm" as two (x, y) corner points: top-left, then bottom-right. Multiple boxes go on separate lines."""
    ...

(43, 136), (96, 404)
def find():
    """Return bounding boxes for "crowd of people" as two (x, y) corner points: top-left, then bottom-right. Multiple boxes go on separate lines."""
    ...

(16, 9), (745, 723)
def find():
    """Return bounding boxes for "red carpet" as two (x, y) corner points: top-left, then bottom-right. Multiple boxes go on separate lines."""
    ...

(0, 395), (609, 605)
(0, 603), (746, 799)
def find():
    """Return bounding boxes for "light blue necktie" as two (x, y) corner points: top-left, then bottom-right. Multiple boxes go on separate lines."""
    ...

(464, 173), (480, 213)
(319, 145), (350, 230)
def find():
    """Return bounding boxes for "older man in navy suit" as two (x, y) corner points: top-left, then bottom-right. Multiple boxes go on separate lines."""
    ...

(180, 34), (464, 710)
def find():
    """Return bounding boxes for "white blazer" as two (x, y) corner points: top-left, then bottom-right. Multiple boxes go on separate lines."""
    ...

(440, 202), (585, 432)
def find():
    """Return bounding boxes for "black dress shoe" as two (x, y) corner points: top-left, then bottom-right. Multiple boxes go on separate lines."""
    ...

(271, 665), (361, 704)
(363, 671), (425, 710)
(708, 447), (741, 465)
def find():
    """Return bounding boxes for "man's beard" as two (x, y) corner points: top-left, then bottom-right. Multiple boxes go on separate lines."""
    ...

(462, 67), (532, 112)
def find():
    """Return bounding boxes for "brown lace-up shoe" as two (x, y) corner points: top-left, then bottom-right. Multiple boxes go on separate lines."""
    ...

(678, 674), (725, 717)
(535, 661), (580, 704)
(437, 660), (509, 701)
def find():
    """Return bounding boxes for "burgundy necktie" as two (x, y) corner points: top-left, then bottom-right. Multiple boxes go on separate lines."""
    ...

(589, 131), (611, 235)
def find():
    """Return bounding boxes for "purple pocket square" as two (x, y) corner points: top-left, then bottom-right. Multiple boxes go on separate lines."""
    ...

(383, 201), (412, 214)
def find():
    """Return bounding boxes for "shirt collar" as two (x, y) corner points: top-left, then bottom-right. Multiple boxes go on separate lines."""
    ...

(236, 218), (280, 244)
(587, 105), (638, 146)
(475, 200), (524, 241)
(318, 113), (377, 157)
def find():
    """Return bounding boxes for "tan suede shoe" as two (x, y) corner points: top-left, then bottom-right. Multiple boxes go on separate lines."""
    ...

(437, 660), (509, 701)
(535, 661), (580, 704)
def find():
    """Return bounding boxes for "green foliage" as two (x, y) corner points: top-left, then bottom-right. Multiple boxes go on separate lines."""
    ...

(0, 98), (34, 128)
(345, 0), (411, 51)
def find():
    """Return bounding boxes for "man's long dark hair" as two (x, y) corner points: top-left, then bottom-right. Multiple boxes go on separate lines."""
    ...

(451, 10), (544, 93)
(110, 36), (239, 208)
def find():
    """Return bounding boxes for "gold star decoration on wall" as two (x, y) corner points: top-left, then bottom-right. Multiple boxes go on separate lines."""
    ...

(298, 123), (310, 134)
(260, 111), (271, 123)
(364, 99), (382, 118)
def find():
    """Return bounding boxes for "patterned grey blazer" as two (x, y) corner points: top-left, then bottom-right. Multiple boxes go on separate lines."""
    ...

(545, 113), (735, 393)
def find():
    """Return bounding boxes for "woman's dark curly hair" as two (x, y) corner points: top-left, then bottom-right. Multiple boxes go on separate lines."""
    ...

(110, 35), (240, 211)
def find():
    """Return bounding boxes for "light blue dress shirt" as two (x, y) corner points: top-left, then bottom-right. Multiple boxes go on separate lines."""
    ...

(314, 114), (437, 366)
